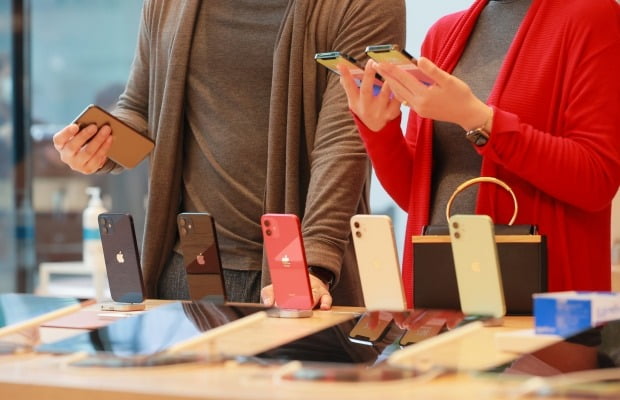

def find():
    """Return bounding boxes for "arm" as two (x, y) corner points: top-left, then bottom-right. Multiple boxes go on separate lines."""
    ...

(373, 4), (620, 212)
(302, 0), (406, 282)
(108, 0), (152, 165)
(353, 112), (417, 212)
(51, 1), (153, 176)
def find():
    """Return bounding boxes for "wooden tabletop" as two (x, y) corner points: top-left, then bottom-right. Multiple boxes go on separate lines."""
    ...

(0, 303), (599, 400)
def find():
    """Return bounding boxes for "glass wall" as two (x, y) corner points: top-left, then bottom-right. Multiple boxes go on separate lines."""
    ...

(29, 0), (145, 273)
(0, 0), (144, 293)
(0, 0), (14, 292)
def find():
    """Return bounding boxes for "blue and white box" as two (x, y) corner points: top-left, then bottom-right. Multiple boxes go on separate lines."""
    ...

(534, 291), (620, 336)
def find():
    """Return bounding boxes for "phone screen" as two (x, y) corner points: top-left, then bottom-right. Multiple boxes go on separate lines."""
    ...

(36, 301), (271, 358)
(348, 311), (394, 345)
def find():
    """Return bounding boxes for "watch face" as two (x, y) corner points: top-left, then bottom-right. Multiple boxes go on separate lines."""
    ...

(466, 128), (489, 146)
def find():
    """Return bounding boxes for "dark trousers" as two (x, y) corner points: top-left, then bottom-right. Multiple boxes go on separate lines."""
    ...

(158, 251), (262, 303)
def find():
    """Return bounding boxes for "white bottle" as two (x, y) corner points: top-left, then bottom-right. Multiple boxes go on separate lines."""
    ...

(83, 186), (108, 301)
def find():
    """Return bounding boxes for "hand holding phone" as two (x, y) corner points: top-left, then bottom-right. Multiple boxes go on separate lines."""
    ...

(73, 104), (154, 169)
(365, 44), (435, 86)
(314, 51), (383, 95)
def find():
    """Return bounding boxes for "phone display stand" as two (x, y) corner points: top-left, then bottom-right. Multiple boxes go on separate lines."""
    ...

(100, 302), (146, 312)
(267, 308), (313, 318)
(456, 315), (504, 327)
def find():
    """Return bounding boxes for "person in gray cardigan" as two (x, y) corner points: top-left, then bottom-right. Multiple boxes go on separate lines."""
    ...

(52, 0), (406, 308)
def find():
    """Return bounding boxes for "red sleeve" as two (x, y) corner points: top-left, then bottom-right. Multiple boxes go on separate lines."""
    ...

(478, 2), (620, 212)
(353, 113), (414, 211)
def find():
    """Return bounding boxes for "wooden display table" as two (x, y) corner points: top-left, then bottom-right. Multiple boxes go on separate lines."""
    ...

(0, 305), (601, 400)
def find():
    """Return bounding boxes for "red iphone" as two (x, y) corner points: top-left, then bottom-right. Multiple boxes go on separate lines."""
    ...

(261, 214), (313, 311)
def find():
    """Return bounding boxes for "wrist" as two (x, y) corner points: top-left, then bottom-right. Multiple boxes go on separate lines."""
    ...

(461, 103), (493, 133)
(464, 106), (493, 147)
(308, 266), (334, 290)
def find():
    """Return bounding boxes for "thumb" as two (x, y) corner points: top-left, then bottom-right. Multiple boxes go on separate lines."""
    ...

(260, 286), (275, 306)
(319, 293), (333, 310)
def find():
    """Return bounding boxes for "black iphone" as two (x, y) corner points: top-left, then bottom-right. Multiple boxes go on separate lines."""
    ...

(177, 212), (226, 301)
(98, 213), (146, 304)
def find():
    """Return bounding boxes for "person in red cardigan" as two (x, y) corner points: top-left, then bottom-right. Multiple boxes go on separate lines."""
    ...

(340, 0), (620, 308)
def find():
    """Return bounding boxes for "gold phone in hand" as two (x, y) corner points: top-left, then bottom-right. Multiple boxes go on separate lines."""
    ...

(314, 51), (383, 94)
(73, 104), (154, 168)
(365, 44), (435, 85)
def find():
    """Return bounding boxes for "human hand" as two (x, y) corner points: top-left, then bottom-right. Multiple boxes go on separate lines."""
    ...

(260, 284), (275, 307)
(307, 273), (332, 310)
(338, 60), (402, 132)
(52, 123), (113, 174)
(374, 57), (491, 131)
(260, 275), (332, 311)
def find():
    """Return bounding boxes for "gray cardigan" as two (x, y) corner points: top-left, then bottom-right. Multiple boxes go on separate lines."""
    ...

(106, 0), (406, 305)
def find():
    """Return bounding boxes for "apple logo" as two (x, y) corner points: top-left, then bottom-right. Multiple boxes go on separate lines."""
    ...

(281, 255), (291, 267)
(116, 251), (125, 264)
(471, 261), (481, 273)
(196, 254), (206, 265)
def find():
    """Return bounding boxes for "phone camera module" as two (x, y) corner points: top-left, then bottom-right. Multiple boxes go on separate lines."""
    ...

(265, 229), (272, 236)
(355, 231), (362, 238)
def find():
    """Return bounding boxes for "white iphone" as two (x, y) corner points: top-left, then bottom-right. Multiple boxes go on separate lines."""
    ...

(448, 214), (506, 318)
(350, 215), (407, 311)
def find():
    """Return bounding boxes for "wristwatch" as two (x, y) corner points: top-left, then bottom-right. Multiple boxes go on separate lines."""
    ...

(307, 266), (334, 289)
(465, 106), (493, 146)
(465, 126), (490, 146)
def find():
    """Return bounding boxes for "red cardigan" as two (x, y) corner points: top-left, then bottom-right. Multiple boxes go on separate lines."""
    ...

(357, 0), (620, 307)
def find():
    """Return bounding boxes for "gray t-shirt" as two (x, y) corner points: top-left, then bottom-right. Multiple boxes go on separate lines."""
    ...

(181, 0), (288, 271)
(429, 0), (532, 225)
